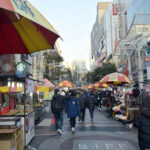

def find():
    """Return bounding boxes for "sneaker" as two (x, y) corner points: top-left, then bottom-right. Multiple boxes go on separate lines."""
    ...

(57, 129), (62, 135)
(72, 128), (75, 134)
(91, 119), (94, 124)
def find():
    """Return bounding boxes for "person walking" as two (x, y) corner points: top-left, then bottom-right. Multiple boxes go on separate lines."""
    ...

(78, 91), (87, 122)
(51, 89), (69, 135)
(87, 91), (96, 123)
(135, 95), (150, 150)
(66, 90), (80, 134)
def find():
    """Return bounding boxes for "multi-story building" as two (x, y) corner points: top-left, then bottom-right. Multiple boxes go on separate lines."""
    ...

(71, 60), (87, 86)
(90, 2), (112, 70)
(118, 0), (150, 90)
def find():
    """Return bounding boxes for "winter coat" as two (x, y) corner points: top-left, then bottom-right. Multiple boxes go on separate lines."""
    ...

(87, 94), (96, 110)
(78, 95), (87, 110)
(51, 94), (70, 113)
(66, 97), (80, 119)
(136, 97), (150, 148)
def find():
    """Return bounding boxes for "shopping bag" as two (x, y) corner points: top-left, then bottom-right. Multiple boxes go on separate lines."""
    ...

(51, 114), (55, 125)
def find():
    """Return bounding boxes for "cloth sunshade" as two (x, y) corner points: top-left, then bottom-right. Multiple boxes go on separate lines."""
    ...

(99, 72), (131, 84)
(0, 0), (59, 54)
(57, 80), (74, 88)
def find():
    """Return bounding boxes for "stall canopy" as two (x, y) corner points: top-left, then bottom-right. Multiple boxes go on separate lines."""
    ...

(57, 80), (75, 88)
(92, 82), (108, 88)
(35, 78), (55, 93)
(0, 0), (59, 54)
(100, 72), (131, 84)
(43, 78), (55, 90)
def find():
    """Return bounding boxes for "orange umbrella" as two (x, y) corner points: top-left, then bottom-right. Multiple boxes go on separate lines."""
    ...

(100, 72), (131, 84)
(57, 80), (74, 88)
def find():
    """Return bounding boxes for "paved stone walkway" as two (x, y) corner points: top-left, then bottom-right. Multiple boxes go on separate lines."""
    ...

(26, 108), (139, 150)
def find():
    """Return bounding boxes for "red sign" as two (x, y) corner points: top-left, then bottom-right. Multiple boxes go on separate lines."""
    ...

(112, 3), (118, 15)
(144, 57), (150, 62)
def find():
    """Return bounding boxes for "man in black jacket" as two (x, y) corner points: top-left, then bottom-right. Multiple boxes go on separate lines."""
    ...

(136, 96), (150, 150)
(51, 89), (69, 135)
(78, 92), (87, 122)
(87, 91), (96, 122)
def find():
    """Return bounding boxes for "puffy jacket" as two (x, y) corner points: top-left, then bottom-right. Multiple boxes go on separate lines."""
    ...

(78, 95), (87, 109)
(136, 98), (150, 148)
(66, 97), (80, 118)
(51, 94), (70, 113)
(87, 94), (96, 110)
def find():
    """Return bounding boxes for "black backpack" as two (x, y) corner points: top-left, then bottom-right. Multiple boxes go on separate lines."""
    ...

(51, 95), (63, 113)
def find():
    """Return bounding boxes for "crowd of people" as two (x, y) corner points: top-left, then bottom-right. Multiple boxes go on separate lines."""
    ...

(51, 89), (98, 135)
(51, 88), (150, 150)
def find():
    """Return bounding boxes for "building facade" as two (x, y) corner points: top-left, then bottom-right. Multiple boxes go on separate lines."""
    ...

(90, 2), (112, 70)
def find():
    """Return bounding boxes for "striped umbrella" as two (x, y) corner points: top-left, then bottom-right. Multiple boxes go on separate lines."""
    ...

(0, 0), (59, 54)
(57, 80), (74, 88)
(93, 82), (108, 88)
(99, 72), (131, 84)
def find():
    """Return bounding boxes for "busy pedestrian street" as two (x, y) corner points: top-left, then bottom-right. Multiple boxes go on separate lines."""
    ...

(26, 108), (138, 150)
(1, 0), (150, 150)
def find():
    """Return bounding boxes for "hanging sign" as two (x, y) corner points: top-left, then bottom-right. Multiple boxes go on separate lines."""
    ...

(16, 62), (25, 72)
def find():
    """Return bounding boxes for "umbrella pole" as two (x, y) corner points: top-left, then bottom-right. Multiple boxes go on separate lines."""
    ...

(24, 80), (26, 147)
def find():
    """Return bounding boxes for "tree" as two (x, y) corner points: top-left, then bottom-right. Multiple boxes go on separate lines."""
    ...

(87, 63), (117, 83)
(43, 51), (64, 82)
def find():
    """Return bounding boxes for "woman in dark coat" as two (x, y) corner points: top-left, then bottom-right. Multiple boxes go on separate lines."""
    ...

(66, 90), (80, 134)
(136, 96), (150, 150)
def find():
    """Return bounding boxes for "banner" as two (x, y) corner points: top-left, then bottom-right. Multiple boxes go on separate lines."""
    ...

(37, 86), (49, 92)
(0, 86), (10, 93)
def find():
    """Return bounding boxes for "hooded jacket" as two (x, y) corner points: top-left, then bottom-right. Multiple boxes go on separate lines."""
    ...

(66, 97), (80, 118)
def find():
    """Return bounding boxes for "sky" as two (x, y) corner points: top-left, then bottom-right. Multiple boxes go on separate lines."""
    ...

(28, 0), (112, 69)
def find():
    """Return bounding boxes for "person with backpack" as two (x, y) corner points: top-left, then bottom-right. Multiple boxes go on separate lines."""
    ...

(51, 89), (69, 135)
(66, 90), (80, 134)
(78, 91), (87, 122)
(87, 91), (96, 123)
(135, 95), (150, 150)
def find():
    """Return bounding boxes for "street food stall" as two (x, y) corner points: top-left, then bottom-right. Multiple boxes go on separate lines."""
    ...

(35, 79), (55, 114)
(0, 75), (35, 148)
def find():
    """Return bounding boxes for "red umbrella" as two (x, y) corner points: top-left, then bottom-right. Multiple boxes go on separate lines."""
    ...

(0, 0), (59, 54)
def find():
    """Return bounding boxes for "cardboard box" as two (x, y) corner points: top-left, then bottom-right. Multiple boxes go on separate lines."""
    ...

(0, 136), (16, 150)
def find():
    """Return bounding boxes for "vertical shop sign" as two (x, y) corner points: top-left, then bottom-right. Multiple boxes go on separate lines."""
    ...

(112, 3), (118, 15)
(112, 0), (120, 54)
(147, 67), (150, 80)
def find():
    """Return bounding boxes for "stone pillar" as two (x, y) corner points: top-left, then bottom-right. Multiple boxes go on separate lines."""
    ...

(138, 51), (144, 89)
(128, 55), (132, 81)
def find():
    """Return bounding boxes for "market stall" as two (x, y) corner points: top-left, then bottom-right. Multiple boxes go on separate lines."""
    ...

(35, 79), (55, 115)
(0, 75), (35, 147)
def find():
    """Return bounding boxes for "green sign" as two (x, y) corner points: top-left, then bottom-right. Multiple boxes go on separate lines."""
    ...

(16, 62), (25, 72)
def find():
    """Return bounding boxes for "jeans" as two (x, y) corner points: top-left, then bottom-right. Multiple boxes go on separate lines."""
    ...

(89, 109), (94, 120)
(54, 111), (63, 130)
(80, 109), (86, 121)
(70, 117), (76, 127)
(140, 147), (145, 150)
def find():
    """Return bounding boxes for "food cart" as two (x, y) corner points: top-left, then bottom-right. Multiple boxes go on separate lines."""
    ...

(0, 75), (35, 148)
